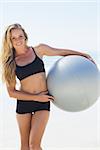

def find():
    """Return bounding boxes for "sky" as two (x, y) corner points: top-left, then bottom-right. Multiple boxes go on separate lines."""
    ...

(0, 0), (99, 65)
(0, 0), (100, 149)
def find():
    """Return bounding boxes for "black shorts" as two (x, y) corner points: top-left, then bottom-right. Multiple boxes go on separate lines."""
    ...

(16, 92), (53, 114)
(16, 100), (50, 114)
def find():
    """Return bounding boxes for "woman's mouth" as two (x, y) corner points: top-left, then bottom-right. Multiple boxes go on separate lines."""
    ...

(16, 42), (22, 46)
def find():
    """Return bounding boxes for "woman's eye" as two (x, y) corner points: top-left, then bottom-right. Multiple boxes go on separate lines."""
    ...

(12, 37), (15, 40)
(20, 35), (23, 38)
(11, 35), (24, 41)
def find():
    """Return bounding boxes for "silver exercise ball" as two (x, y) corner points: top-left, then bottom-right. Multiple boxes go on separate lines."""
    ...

(47, 55), (100, 112)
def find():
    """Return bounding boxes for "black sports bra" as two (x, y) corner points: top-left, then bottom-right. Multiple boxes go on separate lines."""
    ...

(15, 48), (45, 81)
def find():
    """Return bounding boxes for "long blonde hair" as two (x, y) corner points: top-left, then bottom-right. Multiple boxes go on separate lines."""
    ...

(1, 23), (28, 87)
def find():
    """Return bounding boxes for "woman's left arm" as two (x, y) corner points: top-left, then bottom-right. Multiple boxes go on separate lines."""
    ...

(38, 44), (95, 63)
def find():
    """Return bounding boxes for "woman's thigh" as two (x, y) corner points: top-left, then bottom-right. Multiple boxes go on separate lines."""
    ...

(29, 110), (50, 146)
(16, 113), (32, 145)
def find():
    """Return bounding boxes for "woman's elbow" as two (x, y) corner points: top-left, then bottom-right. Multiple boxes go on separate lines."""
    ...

(7, 88), (16, 98)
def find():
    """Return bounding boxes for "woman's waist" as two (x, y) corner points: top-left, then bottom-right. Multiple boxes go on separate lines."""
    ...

(20, 79), (47, 93)
(19, 86), (48, 95)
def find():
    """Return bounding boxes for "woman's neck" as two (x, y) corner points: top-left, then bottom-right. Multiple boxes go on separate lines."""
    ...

(15, 45), (29, 57)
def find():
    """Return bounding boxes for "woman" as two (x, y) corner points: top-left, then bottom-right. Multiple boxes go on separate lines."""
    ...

(1, 23), (94, 150)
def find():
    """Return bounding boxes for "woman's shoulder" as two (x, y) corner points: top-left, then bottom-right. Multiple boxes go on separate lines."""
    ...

(33, 43), (47, 50)
(33, 43), (47, 56)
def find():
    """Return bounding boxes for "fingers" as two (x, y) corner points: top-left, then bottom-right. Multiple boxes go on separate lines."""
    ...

(38, 92), (55, 102)
(82, 54), (96, 65)
(48, 95), (55, 101)
(88, 56), (96, 64)
(87, 56), (96, 65)
(39, 91), (54, 101)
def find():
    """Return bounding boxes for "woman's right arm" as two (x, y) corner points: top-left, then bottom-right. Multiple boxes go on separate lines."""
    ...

(7, 85), (54, 102)
(7, 86), (39, 100)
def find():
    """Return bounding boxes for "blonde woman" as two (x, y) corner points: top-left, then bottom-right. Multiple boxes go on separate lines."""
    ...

(1, 23), (94, 150)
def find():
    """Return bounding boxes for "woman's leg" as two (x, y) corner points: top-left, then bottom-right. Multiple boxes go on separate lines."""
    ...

(29, 110), (50, 150)
(16, 113), (32, 150)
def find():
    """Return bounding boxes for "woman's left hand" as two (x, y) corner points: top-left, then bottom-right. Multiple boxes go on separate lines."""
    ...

(80, 53), (96, 64)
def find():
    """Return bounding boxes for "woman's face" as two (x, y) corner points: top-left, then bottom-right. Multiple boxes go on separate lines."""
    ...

(10, 28), (26, 49)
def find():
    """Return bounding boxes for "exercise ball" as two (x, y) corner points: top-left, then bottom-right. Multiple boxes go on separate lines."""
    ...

(47, 55), (100, 112)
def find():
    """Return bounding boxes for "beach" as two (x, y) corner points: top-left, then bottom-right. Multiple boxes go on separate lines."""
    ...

(0, 1), (100, 149)
(0, 56), (100, 150)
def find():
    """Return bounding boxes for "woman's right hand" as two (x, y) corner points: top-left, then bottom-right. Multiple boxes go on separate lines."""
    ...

(36, 93), (54, 102)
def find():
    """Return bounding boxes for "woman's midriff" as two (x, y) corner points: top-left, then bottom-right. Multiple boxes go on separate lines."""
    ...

(20, 72), (48, 94)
